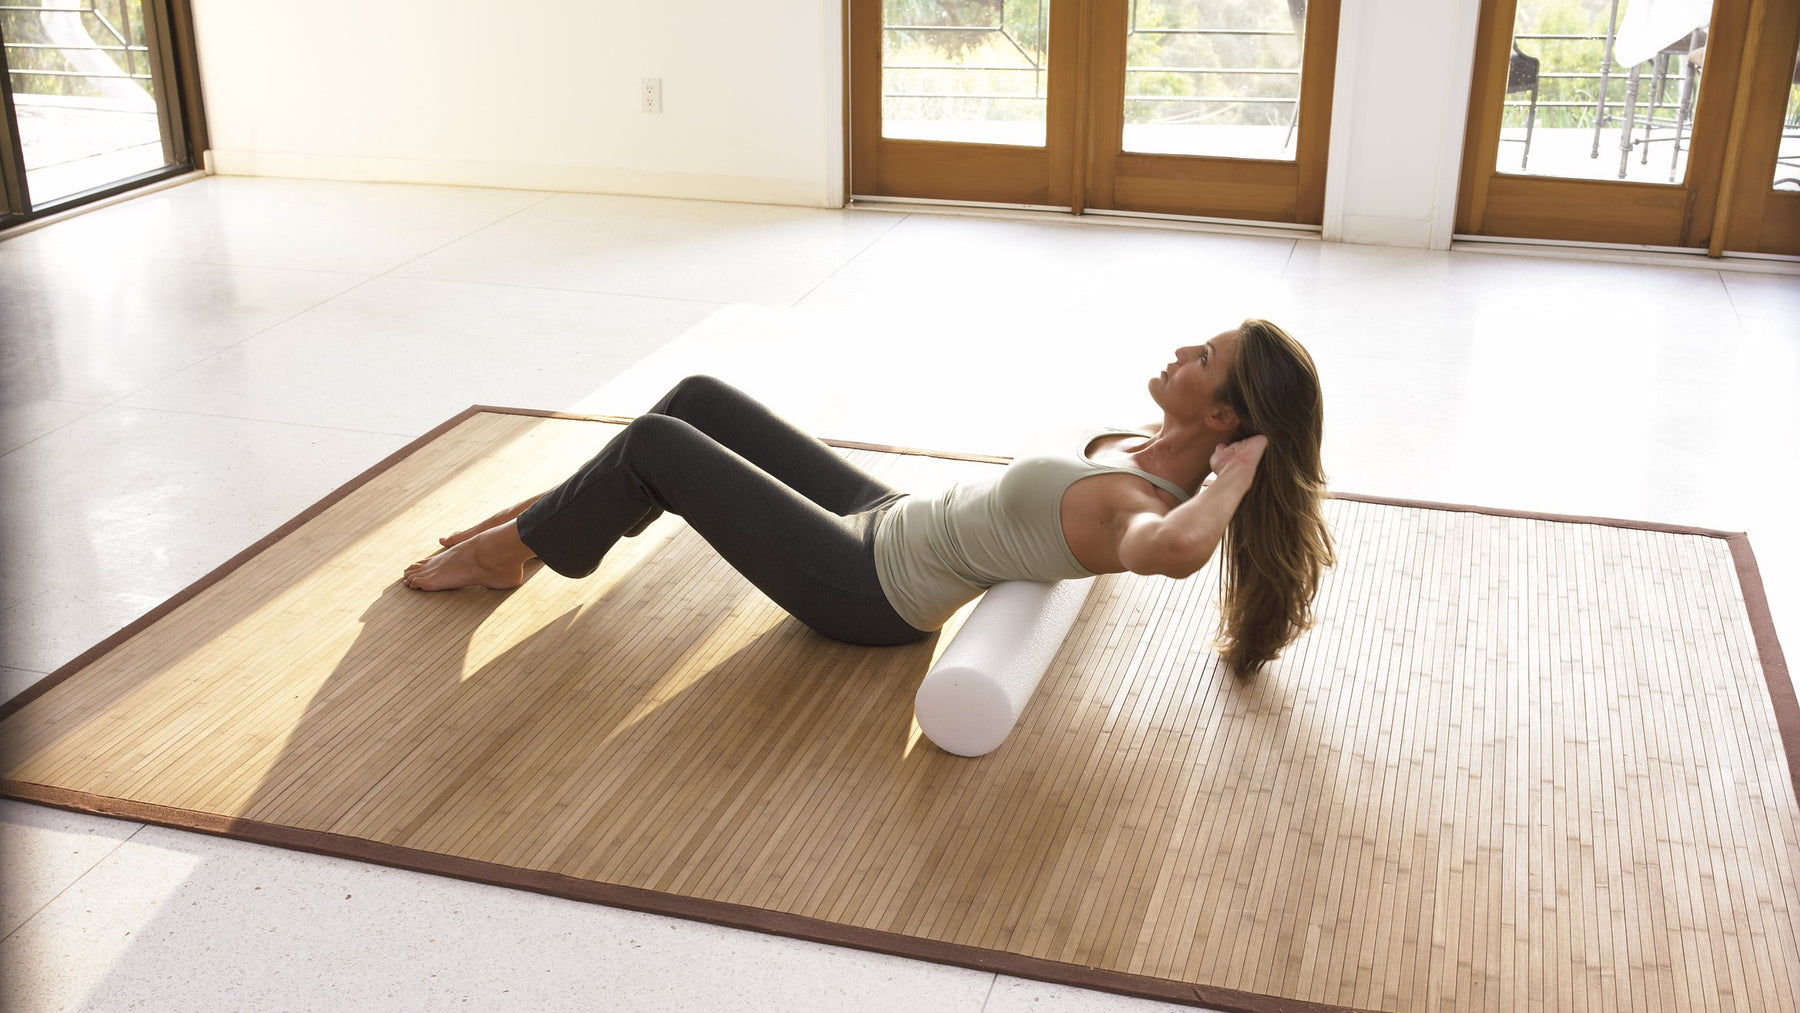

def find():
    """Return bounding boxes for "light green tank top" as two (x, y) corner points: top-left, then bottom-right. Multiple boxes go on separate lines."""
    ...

(872, 425), (1193, 631)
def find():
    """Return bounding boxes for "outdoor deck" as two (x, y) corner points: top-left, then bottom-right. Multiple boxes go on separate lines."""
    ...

(13, 94), (165, 209)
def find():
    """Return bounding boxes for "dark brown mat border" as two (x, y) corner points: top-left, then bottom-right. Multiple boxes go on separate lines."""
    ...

(4, 405), (1792, 1013)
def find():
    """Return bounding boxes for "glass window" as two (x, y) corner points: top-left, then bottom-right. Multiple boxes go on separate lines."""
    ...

(2, 0), (173, 209)
(1773, 30), (1798, 191)
(882, 0), (1052, 147)
(1122, 0), (1307, 161)
(1500, 0), (1716, 185)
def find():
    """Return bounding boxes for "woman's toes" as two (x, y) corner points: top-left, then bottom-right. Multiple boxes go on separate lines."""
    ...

(403, 558), (438, 587)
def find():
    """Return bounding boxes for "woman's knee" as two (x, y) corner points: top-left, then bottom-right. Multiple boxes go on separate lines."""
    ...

(621, 410), (696, 452)
(656, 374), (735, 416)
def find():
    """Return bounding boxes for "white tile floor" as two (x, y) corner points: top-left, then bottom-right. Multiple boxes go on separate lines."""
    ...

(1, 175), (1796, 1012)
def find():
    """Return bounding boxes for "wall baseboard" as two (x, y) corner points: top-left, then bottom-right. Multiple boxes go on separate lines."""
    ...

(205, 150), (837, 208)
(1337, 214), (1435, 248)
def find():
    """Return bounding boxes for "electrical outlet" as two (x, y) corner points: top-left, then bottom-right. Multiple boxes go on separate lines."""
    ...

(641, 77), (662, 114)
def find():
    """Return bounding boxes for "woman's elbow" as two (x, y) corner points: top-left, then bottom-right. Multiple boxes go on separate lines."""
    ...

(1164, 540), (1216, 579)
(1128, 531), (1215, 579)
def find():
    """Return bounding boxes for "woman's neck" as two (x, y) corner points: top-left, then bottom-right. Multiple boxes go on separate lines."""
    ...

(1127, 418), (1231, 495)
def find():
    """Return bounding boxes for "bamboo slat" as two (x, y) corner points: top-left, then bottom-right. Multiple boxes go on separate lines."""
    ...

(3, 410), (1797, 1013)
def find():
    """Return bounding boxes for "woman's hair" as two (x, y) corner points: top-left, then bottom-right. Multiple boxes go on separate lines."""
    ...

(1211, 318), (1335, 675)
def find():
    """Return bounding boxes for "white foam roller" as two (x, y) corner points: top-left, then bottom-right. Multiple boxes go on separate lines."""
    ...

(914, 578), (1095, 757)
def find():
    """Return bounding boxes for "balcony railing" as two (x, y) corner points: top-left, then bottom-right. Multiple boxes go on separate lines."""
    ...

(1, 1), (150, 94)
(1502, 30), (1699, 131)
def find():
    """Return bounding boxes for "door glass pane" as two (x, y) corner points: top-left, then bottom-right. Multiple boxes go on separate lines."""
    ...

(1122, 0), (1306, 161)
(2, 0), (170, 209)
(882, 0), (1051, 147)
(1500, 0), (1716, 184)
(1774, 31), (1799, 191)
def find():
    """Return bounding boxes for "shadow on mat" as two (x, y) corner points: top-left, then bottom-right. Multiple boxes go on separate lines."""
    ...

(229, 525), (945, 879)
(216, 538), (1356, 981)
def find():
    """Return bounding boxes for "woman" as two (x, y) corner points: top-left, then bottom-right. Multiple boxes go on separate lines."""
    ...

(404, 318), (1334, 674)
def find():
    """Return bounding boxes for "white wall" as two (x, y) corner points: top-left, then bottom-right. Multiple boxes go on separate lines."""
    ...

(191, 0), (847, 207)
(1324, 0), (1483, 248)
(190, 0), (1482, 244)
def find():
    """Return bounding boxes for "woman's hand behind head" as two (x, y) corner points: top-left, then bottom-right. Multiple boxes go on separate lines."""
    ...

(1210, 433), (1268, 478)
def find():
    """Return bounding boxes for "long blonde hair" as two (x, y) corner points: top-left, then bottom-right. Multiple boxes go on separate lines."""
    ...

(1212, 318), (1335, 674)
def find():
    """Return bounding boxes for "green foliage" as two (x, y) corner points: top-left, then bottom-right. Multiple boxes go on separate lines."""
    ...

(884, 0), (1045, 63)
(884, 0), (1050, 124)
(1121, 0), (1300, 126)
(1506, 0), (1699, 130)
(2, 0), (152, 100)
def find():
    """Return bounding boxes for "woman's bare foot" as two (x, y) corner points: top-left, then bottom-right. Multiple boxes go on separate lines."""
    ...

(439, 493), (544, 549)
(404, 521), (537, 591)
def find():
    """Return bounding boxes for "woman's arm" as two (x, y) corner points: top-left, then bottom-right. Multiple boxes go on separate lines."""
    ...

(1114, 436), (1266, 578)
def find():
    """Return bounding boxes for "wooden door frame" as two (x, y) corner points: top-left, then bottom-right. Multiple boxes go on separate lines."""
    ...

(0, 63), (27, 222)
(1713, 0), (1800, 254)
(1455, 0), (1752, 249)
(848, 0), (1338, 224)
(1082, 0), (1340, 224)
(848, 0), (1082, 208)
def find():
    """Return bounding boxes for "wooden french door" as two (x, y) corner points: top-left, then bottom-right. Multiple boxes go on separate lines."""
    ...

(849, 0), (1340, 225)
(1456, 0), (1800, 254)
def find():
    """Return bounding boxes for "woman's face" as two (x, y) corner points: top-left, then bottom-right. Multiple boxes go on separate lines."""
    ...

(1151, 328), (1240, 423)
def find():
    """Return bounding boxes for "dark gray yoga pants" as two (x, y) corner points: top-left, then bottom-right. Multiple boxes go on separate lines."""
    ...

(515, 375), (929, 646)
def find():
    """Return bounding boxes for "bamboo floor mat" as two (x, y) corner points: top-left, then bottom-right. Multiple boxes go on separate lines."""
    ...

(4, 408), (1798, 1013)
